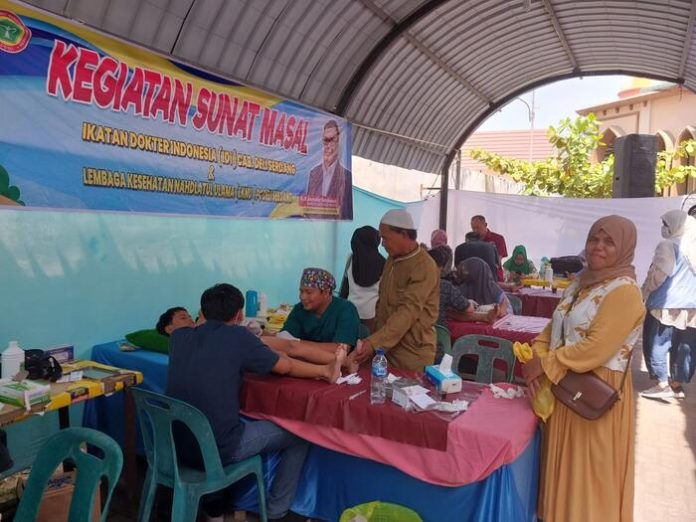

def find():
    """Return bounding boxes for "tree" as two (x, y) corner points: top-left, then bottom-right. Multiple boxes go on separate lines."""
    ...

(0, 164), (24, 205)
(469, 113), (696, 197)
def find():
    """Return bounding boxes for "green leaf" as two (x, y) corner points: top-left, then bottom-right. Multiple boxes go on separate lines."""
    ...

(0, 165), (9, 193)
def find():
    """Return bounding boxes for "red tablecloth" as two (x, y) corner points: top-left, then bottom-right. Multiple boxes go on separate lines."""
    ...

(448, 314), (549, 344)
(514, 288), (561, 318)
(240, 368), (538, 486)
(241, 367), (483, 451)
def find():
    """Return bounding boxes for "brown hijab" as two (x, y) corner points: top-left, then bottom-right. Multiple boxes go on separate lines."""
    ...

(579, 215), (637, 288)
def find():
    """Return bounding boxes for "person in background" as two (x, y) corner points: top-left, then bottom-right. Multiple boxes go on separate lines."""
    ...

(352, 209), (440, 371)
(339, 226), (385, 333)
(430, 229), (453, 274)
(522, 215), (644, 522)
(470, 215), (508, 280)
(641, 209), (696, 399)
(503, 245), (538, 283)
(456, 257), (510, 318)
(429, 248), (475, 324)
(281, 267), (361, 353)
(454, 232), (499, 279)
(428, 249), (475, 362)
(167, 283), (344, 522)
(156, 307), (195, 336)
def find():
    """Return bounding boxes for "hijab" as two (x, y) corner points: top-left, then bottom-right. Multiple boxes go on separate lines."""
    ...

(502, 245), (533, 274)
(350, 226), (385, 287)
(459, 257), (503, 305)
(661, 209), (696, 271)
(431, 229), (448, 248)
(578, 215), (637, 289)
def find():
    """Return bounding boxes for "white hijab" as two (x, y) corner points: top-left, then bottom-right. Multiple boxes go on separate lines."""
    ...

(661, 209), (696, 272)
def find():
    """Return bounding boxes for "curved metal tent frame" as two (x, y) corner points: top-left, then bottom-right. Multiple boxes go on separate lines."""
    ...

(19, 0), (696, 226)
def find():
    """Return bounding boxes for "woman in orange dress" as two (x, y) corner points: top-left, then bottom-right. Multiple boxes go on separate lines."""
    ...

(523, 215), (645, 522)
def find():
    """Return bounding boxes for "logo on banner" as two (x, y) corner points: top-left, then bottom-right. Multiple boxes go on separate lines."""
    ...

(0, 10), (31, 54)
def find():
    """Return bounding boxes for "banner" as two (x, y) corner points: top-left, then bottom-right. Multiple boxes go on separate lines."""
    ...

(0, 2), (353, 219)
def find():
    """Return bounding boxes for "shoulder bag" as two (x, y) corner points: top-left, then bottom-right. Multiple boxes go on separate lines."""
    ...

(549, 292), (632, 420)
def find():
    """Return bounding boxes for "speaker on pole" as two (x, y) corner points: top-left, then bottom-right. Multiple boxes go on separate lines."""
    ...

(612, 134), (657, 198)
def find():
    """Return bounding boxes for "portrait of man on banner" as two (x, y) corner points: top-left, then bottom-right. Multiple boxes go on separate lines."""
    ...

(303, 120), (353, 220)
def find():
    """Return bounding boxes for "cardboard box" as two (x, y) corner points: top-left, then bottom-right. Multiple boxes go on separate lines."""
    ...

(20, 471), (100, 522)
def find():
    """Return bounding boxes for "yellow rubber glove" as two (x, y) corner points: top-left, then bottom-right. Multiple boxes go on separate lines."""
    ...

(513, 342), (555, 422)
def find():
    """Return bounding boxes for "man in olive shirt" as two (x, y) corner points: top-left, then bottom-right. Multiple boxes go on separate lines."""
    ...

(281, 267), (361, 353)
(354, 209), (440, 370)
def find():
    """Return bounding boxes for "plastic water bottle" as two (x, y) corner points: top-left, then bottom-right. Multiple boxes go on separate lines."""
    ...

(2, 340), (24, 380)
(545, 265), (554, 285)
(370, 348), (388, 405)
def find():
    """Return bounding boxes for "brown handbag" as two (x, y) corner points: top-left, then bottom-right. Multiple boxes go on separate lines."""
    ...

(550, 291), (632, 420)
(550, 363), (630, 420)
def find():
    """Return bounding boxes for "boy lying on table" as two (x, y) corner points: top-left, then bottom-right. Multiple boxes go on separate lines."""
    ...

(166, 283), (343, 522)
(156, 306), (196, 335)
(157, 303), (347, 370)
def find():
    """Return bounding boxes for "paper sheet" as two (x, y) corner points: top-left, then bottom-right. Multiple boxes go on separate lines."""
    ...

(439, 354), (453, 374)
(410, 392), (437, 410)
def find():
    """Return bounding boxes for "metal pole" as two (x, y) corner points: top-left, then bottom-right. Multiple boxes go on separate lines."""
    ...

(455, 149), (461, 190)
(439, 160), (449, 230)
(529, 90), (535, 162)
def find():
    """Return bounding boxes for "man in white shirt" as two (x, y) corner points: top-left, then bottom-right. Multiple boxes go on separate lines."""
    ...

(305, 120), (353, 219)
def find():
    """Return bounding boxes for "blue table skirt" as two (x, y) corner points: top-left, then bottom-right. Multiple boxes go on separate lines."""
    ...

(84, 342), (539, 521)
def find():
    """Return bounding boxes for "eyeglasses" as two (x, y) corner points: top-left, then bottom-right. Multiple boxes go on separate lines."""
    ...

(322, 135), (339, 145)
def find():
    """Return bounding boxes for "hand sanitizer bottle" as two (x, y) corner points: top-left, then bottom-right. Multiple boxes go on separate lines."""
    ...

(2, 341), (25, 380)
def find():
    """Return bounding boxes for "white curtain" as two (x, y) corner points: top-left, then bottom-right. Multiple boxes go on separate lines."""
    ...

(408, 190), (688, 283)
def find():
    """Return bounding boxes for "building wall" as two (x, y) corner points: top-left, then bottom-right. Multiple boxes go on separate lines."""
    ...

(351, 155), (526, 201)
(649, 91), (696, 138)
(582, 87), (696, 195)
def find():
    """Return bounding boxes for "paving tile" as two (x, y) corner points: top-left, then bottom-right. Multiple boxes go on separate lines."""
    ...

(633, 344), (696, 522)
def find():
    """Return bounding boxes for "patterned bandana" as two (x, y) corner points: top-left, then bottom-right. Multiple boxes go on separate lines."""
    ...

(300, 267), (336, 291)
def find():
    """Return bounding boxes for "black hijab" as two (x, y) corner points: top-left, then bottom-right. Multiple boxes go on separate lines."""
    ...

(350, 226), (385, 287)
(459, 257), (503, 305)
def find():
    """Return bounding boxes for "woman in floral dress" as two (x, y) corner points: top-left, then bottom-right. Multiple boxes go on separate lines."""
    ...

(523, 215), (645, 522)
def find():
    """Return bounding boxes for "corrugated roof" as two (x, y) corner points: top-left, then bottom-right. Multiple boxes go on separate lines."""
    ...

(19, 0), (696, 174)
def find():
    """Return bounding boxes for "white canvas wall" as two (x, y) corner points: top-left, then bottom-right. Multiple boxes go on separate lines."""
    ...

(408, 191), (689, 283)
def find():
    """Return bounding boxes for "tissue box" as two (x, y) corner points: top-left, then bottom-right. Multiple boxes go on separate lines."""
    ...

(425, 365), (462, 394)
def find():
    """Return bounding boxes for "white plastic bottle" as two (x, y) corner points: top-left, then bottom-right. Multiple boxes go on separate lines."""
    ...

(2, 340), (25, 380)
(370, 348), (388, 405)
(545, 265), (554, 285)
(258, 292), (267, 318)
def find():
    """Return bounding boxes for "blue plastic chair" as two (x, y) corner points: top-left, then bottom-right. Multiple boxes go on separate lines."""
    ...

(451, 334), (516, 384)
(14, 427), (123, 522)
(131, 387), (267, 522)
